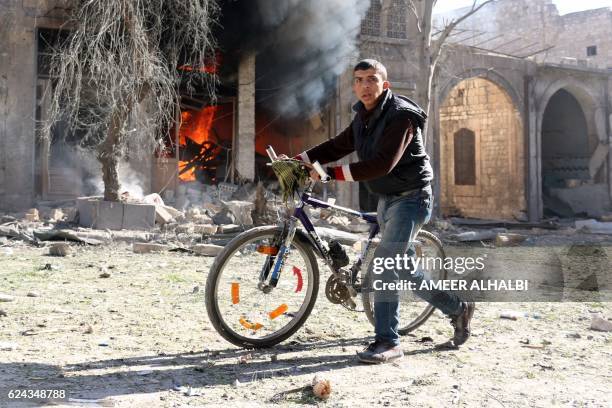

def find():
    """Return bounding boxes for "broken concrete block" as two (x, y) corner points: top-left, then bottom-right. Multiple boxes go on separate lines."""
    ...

(575, 219), (612, 234)
(192, 244), (223, 257)
(175, 224), (194, 234)
(219, 224), (242, 234)
(122, 203), (156, 230)
(92, 200), (123, 230)
(495, 233), (527, 247)
(162, 205), (184, 220)
(225, 201), (255, 225)
(191, 214), (213, 224)
(212, 208), (235, 225)
(132, 243), (168, 254)
(49, 243), (71, 257)
(193, 224), (218, 235)
(155, 206), (174, 225)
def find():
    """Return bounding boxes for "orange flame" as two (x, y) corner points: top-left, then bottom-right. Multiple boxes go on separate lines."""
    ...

(178, 106), (219, 181)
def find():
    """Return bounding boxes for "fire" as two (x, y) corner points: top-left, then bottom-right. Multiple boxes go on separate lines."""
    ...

(178, 52), (222, 75)
(178, 106), (219, 182)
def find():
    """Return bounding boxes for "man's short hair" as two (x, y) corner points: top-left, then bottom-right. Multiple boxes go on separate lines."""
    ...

(353, 59), (387, 81)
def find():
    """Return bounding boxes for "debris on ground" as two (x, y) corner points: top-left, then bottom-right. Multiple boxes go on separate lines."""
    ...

(49, 242), (72, 257)
(590, 315), (612, 332)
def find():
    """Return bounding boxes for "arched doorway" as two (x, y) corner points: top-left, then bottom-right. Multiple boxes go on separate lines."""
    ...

(540, 88), (604, 217)
(439, 77), (525, 219)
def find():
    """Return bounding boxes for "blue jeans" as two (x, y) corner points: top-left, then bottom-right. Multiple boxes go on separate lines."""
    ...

(372, 185), (464, 346)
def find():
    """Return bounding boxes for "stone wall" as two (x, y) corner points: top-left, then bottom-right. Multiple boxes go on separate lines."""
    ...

(439, 77), (526, 219)
(434, 0), (612, 69)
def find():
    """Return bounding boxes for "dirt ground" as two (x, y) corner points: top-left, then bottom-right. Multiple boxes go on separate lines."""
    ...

(0, 240), (611, 407)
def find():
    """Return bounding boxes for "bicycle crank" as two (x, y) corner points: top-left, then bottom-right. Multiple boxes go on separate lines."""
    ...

(325, 275), (358, 310)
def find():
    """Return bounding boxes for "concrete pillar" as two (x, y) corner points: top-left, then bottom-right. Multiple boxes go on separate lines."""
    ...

(525, 75), (542, 221)
(235, 52), (256, 182)
(0, 3), (37, 210)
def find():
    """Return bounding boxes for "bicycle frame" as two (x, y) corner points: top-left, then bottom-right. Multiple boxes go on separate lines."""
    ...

(262, 179), (380, 290)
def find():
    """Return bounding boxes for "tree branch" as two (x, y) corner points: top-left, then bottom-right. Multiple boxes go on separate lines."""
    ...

(431, 0), (494, 60)
(407, 0), (421, 33)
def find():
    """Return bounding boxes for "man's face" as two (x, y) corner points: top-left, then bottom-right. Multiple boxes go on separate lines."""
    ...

(352, 68), (390, 110)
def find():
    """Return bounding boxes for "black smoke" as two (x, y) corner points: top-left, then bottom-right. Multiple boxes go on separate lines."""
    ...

(216, 0), (370, 117)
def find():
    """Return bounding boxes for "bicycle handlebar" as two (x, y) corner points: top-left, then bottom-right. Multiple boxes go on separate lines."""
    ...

(312, 161), (331, 183)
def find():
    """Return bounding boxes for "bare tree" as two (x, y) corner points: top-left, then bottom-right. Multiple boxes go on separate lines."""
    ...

(46, 0), (219, 201)
(406, 0), (494, 139)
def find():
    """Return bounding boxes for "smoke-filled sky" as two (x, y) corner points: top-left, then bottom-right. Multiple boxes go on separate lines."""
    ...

(435, 0), (612, 15)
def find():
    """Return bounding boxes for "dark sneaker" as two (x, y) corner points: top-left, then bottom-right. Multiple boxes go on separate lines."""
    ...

(450, 301), (475, 346)
(356, 340), (403, 364)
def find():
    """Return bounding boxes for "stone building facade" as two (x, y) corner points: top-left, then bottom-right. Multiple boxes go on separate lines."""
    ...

(1, 0), (611, 222)
(329, 0), (612, 220)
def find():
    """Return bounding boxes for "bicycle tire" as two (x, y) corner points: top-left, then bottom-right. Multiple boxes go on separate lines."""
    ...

(205, 225), (319, 348)
(361, 230), (448, 335)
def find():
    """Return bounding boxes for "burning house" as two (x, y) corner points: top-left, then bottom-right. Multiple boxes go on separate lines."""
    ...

(1, 0), (611, 222)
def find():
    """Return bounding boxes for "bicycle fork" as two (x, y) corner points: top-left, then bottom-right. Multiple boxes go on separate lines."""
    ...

(258, 217), (298, 292)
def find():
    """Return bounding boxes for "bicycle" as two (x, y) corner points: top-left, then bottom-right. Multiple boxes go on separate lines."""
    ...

(205, 146), (448, 348)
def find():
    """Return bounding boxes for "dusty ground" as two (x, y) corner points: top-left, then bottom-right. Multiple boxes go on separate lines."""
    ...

(0, 239), (611, 407)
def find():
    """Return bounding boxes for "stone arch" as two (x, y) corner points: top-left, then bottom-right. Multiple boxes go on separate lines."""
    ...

(537, 78), (608, 217)
(437, 68), (525, 122)
(438, 76), (526, 219)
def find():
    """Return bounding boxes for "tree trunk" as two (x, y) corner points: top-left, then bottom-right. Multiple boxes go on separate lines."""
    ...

(97, 106), (128, 201)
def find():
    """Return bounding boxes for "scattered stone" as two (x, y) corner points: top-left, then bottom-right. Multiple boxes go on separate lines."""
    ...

(212, 208), (235, 225)
(495, 233), (527, 247)
(0, 294), (15, 302)
(418, 336), (434, 343)
(49, 242), (72, 257)
(566, 333), (581, 339)
(192, 244), (223, 257)
(270, 354), (278, 362)
(24, 208), (40, 222)
(175, 224), (194, 234)
(132, 243), (168, 254)
(225, 201), (255, 225)
(238, 353), (252, 364)
(575, 219), (612, 234)
(219, 224), (241, 234)
(499, 310), (523, 320)
(312, 377), (332, 400)
(193, 224), (218, 235)
(84, 325), (94, 334)
(98, 340), (110, 347)
(451, 231), (497, 242)
(590, 315), (612, 332)
(26, 291), (39, 298)
(99, 271), (111, 279)
(155, 206), (174, 225)
(192, 286), (200, 294)
(0, 309), (7, 317)
(48, 208), (64, 222)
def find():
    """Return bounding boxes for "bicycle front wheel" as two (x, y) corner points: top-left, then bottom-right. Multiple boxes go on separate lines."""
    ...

(205, 225), (319, 348)
(361, 230), (448, 335)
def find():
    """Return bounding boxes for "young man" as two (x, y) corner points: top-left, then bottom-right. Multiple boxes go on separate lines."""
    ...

(294, 59), (475, 363)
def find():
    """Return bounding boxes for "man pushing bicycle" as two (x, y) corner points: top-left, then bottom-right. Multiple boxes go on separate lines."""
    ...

(293, 59), (475, 364)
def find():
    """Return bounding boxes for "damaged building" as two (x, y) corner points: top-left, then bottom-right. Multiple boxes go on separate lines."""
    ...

(1, 0), (611, 222)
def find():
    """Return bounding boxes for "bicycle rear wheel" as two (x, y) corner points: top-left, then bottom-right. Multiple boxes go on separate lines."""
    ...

(205, 225), (319, 348)
(361, 230), (448, 334)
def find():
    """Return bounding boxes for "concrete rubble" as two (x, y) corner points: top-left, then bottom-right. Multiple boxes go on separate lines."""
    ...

(0, 181), (609, 261)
